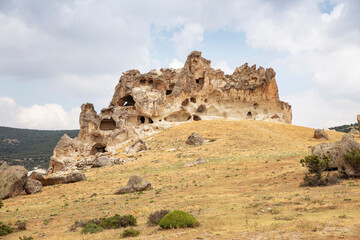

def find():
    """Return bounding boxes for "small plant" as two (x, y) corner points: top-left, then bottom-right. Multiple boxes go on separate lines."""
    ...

(99, 214), (136, 229)
(300, 154), (336, 186)
(147, 209), (169, 226)
(0, 199), (3, 209)
(15, 220), (27, 230)
(19, 236), (34, 240)
(81, 223), (103, 234)
(121, 228), (140, 238)
(0, 221), (14, 236)
(344, 148), (360, 172)
(159, 210), (199, 229)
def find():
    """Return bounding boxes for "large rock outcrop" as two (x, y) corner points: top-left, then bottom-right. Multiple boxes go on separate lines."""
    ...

(312, 134), (360, 178)
(0, 165), (28, 199)
(49, 51), (292, 173)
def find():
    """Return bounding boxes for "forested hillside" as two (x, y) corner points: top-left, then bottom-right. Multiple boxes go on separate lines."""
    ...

(329, 123), (359, 133)
(0, 126), (78, 170)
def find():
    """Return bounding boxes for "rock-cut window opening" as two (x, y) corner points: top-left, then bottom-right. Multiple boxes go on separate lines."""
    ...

(100, 118), (116, 130)
(166, 83), (175, 95)
(247, 111), (252, 117)
(195, 77), (205, 88)
(139, 116), (145, 124)
(118, 95), (135, 107)
(90, 143), (107, 155)
(190, 97), (196, 103)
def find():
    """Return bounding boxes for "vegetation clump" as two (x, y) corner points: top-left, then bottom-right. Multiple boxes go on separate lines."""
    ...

(19, 236), (34, 240)
(147, 209), (169, 226)
(79, 214), (136, 234)
(159, 210), (199, 229)
(81, 223), (103, 234)
(121, 228), (140, 238)
(300, 154), (338, 186)
(344, 148), (360, 172)
(0, 221), (14, 236)
(15, 220), (27, 230)
(0, 199), (3, 209)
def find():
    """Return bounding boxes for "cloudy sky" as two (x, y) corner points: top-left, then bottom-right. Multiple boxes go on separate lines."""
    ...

(0, 0), (359, 129)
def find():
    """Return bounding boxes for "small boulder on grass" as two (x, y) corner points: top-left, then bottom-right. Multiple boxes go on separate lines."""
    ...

(159, 210), (199, 229)
(115, 175), (151, 194)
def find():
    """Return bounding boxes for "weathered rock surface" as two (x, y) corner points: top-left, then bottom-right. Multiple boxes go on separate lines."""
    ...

(357, 115), (360, 130)
(30, 171), (86, 186)
(0, 162), (9, 171)
(115, 175), (151, 194)
(49, 51), (292, 172)
(314, 129), (330, 140)
(186, 133), (204, 146)
(24, 179), (42, 194)
(0, 166), (28, 199)
(183, 158), (205, 167)
(91, 156), (112, 167)
(312, 134), (360, 177)
(125, 139), (149, 154)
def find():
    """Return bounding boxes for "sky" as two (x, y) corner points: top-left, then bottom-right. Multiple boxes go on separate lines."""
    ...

(0, 0), (359, 130)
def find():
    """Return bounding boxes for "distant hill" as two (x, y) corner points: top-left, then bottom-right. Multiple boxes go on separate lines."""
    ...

(0, 126), (79, 170)
(329, 123), (359, 133)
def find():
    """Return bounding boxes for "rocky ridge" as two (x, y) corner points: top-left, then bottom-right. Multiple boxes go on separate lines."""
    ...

(48, 51), (292, 173)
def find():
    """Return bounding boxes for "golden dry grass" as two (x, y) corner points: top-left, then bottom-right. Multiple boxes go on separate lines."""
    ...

(2, 119), (360, 239)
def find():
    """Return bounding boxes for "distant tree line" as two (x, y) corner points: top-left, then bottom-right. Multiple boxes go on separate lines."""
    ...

(329, 123), (359, 133)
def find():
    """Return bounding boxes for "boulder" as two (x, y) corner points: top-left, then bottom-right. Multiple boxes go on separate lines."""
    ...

(92, 156), (112, 167)
(357, 114), (360, 130)
(186, 133), (204, 146)
(314, 129), (330, 140)
(0, 166), (28, 199)
(312, 134), (360, 178)
(125, 139), (149, 154)
(115, 175), (151, 194)
(24, 178), (42, 194)
(183, 158), (205, 167)
(30, 171), (86, 186)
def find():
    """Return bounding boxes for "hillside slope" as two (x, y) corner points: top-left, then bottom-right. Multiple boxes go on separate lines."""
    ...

(0, 126), (79, 170)
(1, 120), (360, 240)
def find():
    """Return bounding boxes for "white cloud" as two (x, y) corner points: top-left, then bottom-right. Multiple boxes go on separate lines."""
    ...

(170, 23), (204, 58)
(169, 58), (183, 69)
(0, 97), (80, 130)
(322, 3), (344, 22)
(213, 60), (233, 74)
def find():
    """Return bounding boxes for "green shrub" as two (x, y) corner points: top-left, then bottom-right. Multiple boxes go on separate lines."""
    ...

(0, 199), (3, 209)
(300, 155), (335, 187)
(344, 148), (360, 172)
(147, 209), (169, 226)
(81, 223), (103, 234)
(121, 228), (140, 238)
(0, 221), (14, 236)
(99, 214), (136, 229)
(159, 210), (199, 229)
(19, 236), (34, 240)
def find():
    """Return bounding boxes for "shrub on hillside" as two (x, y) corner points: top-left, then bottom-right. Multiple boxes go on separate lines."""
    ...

(0, 221), (13, 236)
(121, 228), (140, 238)
(344, 148), (360, 172)
(147, 209), (169, 226)
(81, 223), (103, 234)
(19, 236), (34, 240)
(159, 210), (199, 229)
(99, 214), (136, 229)
(300, 154), (338, 186)
(0, 199), (3, 209)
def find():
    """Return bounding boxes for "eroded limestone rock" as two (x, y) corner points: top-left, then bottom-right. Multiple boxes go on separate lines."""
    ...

(49, 51), (292, 172)
(24, 179), (42, 194)
(115, 175), (151, 194)
(186, 133), (204, 146)
(30, 171), (86, 186)
(0, 166), (28, 199)
(314, 129), (330, 140)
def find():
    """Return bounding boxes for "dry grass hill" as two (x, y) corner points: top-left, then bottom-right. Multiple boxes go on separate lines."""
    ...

(1, 120), (360, 239)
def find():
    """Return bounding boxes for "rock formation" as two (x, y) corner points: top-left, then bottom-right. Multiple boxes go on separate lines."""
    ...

(357, 115), (360, 130)
(30, 171), (86, 186)
(115, 175), (152, 194)
(186, 133), (204, 146)
(24, 179), (42, 194)
(0, 165), (28, 199)
(314, 129), (330, 140)
(49, 51), (292, 173)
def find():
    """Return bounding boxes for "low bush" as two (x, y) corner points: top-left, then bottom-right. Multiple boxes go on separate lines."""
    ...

(344, 148), (360, 172)
(0, 221), (14, 236)
(300, 154), (337, 186)
(99, 214), (136, 229)
(19, 236), (34, 240)
(147, 209), (169, 226)
(81, 223), (103, 234)
(0, 199), (3, 209)
(159, 210), (199, 229)
(121, 228), (140, 238)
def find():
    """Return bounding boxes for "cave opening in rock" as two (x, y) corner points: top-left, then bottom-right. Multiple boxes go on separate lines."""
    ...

(247, 111), (252, 117)
(196, 104), (206, 113)
(166, 83), (175, 95)
(165, 111), (192, 122)
(193, 115), (201, 121)
(195, 77), (205, 89)
(148, 80), (153, 86)
(166, 90), (172, 95)
(253, 103), (259, 109)
(100, 118), (116, 130)
(139, 79), (146, 85)
(149, 118), (153, 124)
(90, 143), (107, 155)
(118, 95), (135, 106)
(181, 99), (189, 106)
(139, 116), (146, 124)
(190, 97), (196, 103)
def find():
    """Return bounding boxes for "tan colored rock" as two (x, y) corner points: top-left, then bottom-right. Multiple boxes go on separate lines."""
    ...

(49, 51), (292, 172)
(0, 166), (28, 199)
(125, 139), (149, 154)
(186, 133), (204, 146)
(115, 175), (151, 194)
(314, 129), (330, 140)
(183, 158), (205, 167)
(30, 171), (86, 186)
(24, 178), (42, 194)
